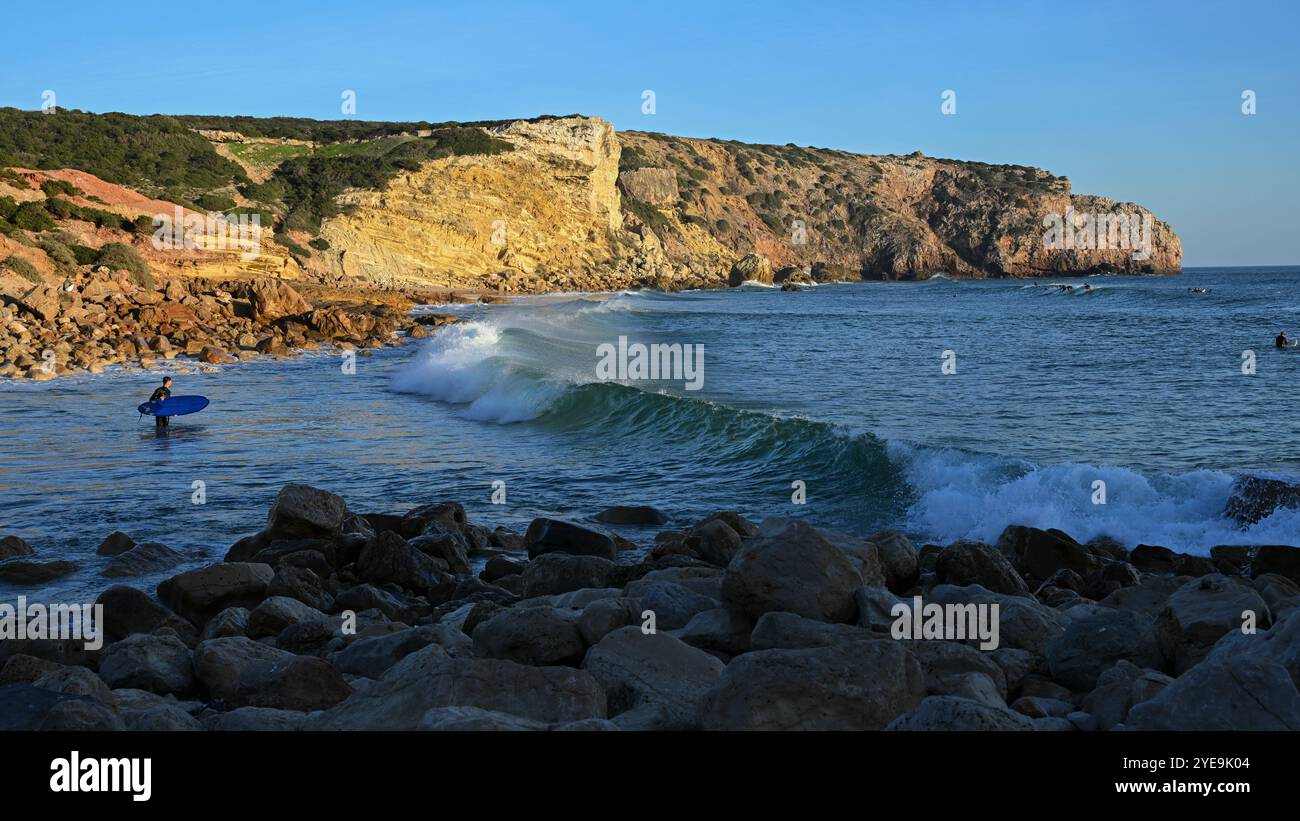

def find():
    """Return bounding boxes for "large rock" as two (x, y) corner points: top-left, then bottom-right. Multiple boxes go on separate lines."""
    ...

(0, 535), (35, 559)
(521, 554), (622, 597)
(1044, 605), (1161, 690)
(355, 531), (452, 597)
(157, 562), (273, 626)
(997, 525), (1100, 580)
(472, 606), (586, 666)
(869, 530), (919, 591)
(334, 625), (470, 679)
(0, 683), (86, 730)
(928, 584), (1063, 654)
(700, 640), (923, 730)
(265, 484), (348, 539)
(886, 696), (1035, 731)
(1155, 574), (1270, 675)
(408, 525), (471, 574)
(683, 518), (744, 567)
(721, 518), (863, 623)
(418, 706), (547, 731)
(1204, 607), (1300, 688)
(266, 565), (333, 611)
(524, 518), (617, 561)
(727, 253), (773, 287)
(622, 579), (717, 630)
(582, 626), (724, 730)
(936, 540), (1029, 596)
(1126, 657), (1300, 730)
(1080, 660), (1174, 730)
(672, 607), (752, 657)
(247, 278), (311, 322)
(315, 645), (606, 729)
(247, 596), (328, 638)
(101, 541), (183, 578)
(1252, 546), (1300, 584)
(907, 640), (1009, 701)
(98, 633), (194, 695)
(594, 505), (668, 525)
(0, 558), (78, 584)
(749, 611), (876, 651)
(193, 636), (351, 711)
(95, 585), (189, 642)
(618, 168), (679, 207)
(1224, 475), (1300, 525)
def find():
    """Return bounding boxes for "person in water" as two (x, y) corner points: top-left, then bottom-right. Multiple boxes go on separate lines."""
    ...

(1278, 332), (1291, 349)
(149, 377), (173, 430)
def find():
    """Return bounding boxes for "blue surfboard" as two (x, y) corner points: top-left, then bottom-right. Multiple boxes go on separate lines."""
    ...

(137, 395), (210, 417)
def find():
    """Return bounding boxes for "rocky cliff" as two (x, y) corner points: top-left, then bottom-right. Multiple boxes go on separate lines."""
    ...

(1, 114), (1180, 299)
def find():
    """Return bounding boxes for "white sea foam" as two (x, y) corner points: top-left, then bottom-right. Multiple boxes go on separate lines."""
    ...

(889, 440), (1300, 553)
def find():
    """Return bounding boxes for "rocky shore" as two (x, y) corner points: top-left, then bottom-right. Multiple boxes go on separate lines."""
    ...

(2, 483), (1298, 731)
(0, 270), (472, 381)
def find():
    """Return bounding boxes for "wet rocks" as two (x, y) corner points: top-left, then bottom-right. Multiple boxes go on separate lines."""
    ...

(0, 558), (78, 584)
(101, 541), (183, 578)
(98, 634), (195, 695)
(524, 518), (617, 560)
(1044, 605), (1161, 690)
(471, 606), (586, 666)
(594, 505), (668, 525)
(157, 562), (274, 626)
(721, 518), (863, 623)
(1155, 574), (1271, 675)
(582, 626), (724, 730)
(1224, 475), (1300, 525)
(193, 637), (351, 711)
(355, 531), (452, 598)
(935, 540), (1029, 596)
(95, 532), (136, 556)
(0, 535), (34, 560)
(1126, 656), (1300, 730)
(700, 640), (923, 730)
(265, 484), (348, 540)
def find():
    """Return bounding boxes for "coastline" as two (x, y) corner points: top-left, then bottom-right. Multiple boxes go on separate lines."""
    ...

(1, 482), (1297, 731)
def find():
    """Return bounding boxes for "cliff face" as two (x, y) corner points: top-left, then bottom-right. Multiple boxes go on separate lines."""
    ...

(1, 116), (1180, 298)
(302, 117), (1179, 290)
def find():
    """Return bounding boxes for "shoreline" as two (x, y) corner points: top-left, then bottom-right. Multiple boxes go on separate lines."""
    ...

(1, 482), (1297, 731)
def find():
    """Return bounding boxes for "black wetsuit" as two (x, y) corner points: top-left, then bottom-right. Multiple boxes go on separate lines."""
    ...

(1278, 334), (1289, 350)
(149, 386), (171, 428)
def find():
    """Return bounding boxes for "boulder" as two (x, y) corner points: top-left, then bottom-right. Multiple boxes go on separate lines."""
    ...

(887, 696), (1035, 730)
(0, 535), (34, 560)
(1253, 545), (1300, 584)
(247, 596), (328, 638)
(265, 484), (348, 539)
(200, 607), (251, 641)
(907, 640), (1009, 701)
(247, 278), (311, 322)
(1044, 606), (1161, 690)
(1224, 475), (1300, 525)
(671, 607), (752, 657)
(33, 666), (115, 704)
(937, 540), (1029, 596)
(95, 585), (190, 642)
(594, 505), (668, 525)
(0, 558), (78, 584)
(193, 637), (351, 711)
(315, 645), (606, 729)
(521, 554), (622, 597)
(701, 640), (923, 730)
(355, 531), (452, 597)
(582, 626), (725, 730)
(472, 606), (586, 666)
(524, 518), (617, 560)
(98, 633), (194, 695)
(749, 611), (876, 651)
(96, 532), (138, 558)
(0, 683), (87, 730)
(721, 518), (863, 623)
(157, 562), (273, 626)
(869, 530), (919, 591)
(1080, 660), (1174, 730)
(1126, 657), (1300, 730)
(481, 556), (525, 582)
(997, 525), (1099, 580)
(727, 253), (773, 287)
(621, 579), (716, 630)
(683, 518), (743, 567)
(266, 565), (333, 611)
(1155, 574), (1270, 675)
(101, 541), (183, 578)
(576, 597), (643, 646)
(408, 524), (471, 574)
(335, 625), (471, 679)
(928, 584), (1063, 654)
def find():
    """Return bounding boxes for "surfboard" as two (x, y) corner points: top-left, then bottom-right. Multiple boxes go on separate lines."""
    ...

(137, 395), (210, 417)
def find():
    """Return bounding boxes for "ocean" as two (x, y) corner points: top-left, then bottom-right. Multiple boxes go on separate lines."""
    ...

(2, 267), (1298, 604)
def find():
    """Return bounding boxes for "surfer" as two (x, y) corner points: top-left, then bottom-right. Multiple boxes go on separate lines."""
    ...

(149, 377), (173, 430)
(1278, 331), (1290, 350)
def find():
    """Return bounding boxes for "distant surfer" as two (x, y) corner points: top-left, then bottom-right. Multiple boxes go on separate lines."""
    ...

(149, 377), (173, 431)
(1277, 331), (1291, 350)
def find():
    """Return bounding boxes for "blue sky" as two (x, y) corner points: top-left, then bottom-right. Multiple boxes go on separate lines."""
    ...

(2, 0), (1296, 266)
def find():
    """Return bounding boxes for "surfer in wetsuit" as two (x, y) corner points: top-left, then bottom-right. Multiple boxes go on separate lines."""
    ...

(149, 377), (173, 430)
(1278, 332), (1290, 350)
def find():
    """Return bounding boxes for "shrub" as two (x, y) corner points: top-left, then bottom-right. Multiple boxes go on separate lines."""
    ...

(1, 254), (42, 284)
(69, 244), (98, 266)
(40, 179), (80, 198)
(714, 219), (731, 233)
(12, 201), (55, 231)
(309, 237), (330, 250)
(37, 239), (78, 271)
(95, 242), (153, 289)
(196, 193), (237, 212)
(43, 197), (74, 219)
(274, 234), (311, 258)
(0, 195), (16, 221)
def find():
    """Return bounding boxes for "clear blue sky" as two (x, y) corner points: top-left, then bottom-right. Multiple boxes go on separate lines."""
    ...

(2, 0), (1296, 266)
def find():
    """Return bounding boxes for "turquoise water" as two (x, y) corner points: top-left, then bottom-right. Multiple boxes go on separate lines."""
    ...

(2, 267), (1298, 603)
